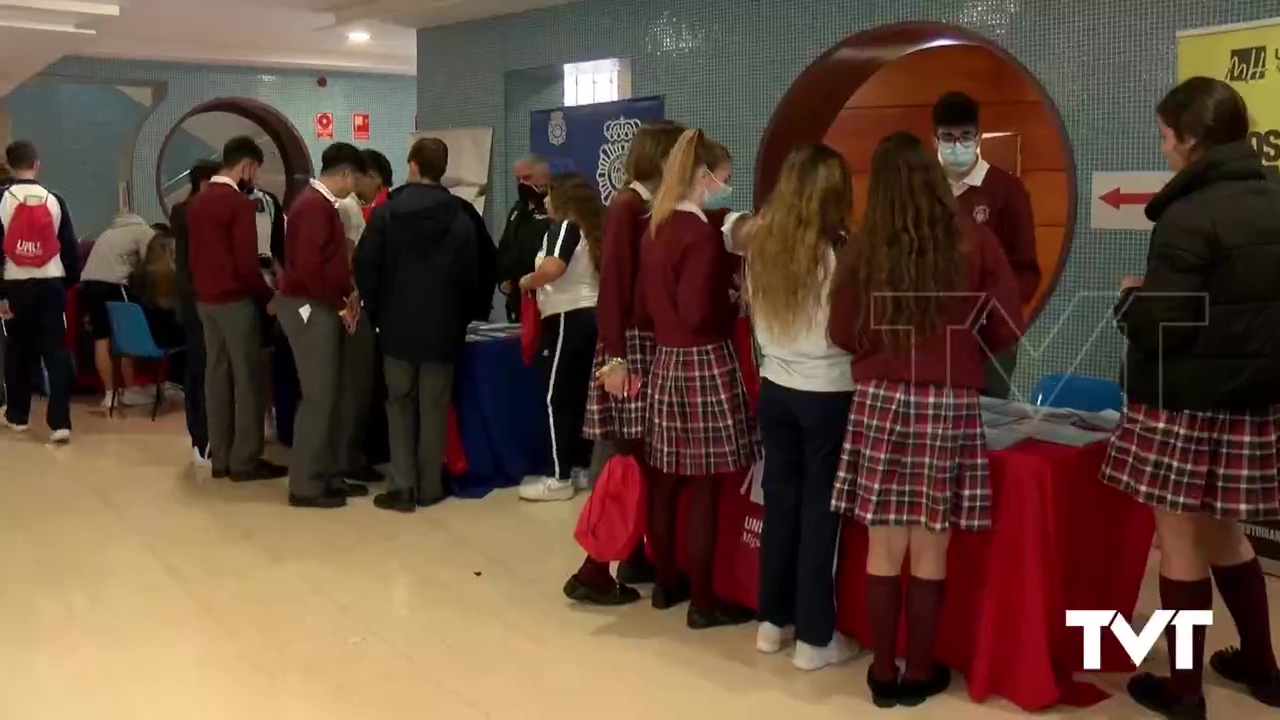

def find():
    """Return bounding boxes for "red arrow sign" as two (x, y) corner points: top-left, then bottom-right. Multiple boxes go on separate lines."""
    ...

(1099, 187), (1155, 209)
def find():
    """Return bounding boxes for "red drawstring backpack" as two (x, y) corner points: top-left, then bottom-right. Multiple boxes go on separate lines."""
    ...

(574, 454), (647, 562)
(3, 190), (60, 268)
(520, 291), (540, 365)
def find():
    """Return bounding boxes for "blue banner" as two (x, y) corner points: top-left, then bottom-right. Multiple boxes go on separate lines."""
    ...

(530, 96), (665, 204)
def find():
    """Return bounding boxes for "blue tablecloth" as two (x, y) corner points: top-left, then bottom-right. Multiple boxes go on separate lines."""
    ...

(451, 328), (551, 497)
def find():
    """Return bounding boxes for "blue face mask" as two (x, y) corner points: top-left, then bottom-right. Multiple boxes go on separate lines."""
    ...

(939, 141), (979, 173)
(703, 182), (733, 211)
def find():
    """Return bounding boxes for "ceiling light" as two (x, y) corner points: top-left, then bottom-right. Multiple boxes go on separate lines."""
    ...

(347, 30), (370, 44)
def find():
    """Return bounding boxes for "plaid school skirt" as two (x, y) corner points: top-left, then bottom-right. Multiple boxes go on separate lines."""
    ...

(831, 380), (992, 532)
(1101, 402), (1280, 521)
(583, 329), (657, 441)
(644, 341), (760, 476)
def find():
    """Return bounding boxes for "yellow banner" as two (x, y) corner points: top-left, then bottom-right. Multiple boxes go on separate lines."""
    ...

(1178, 18), (1280, 167)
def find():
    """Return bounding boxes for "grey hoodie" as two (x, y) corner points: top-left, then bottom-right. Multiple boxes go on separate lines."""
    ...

(81, 213), (153, 285)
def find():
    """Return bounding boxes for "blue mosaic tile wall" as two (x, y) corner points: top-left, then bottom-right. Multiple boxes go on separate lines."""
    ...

(5, 56), (416, 235)
(418, 0), (1280, 390)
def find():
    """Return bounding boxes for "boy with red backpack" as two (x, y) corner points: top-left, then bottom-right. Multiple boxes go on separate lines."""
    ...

(0, 140), (80, 444)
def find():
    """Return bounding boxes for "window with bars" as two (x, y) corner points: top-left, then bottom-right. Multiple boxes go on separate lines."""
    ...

(563, 59), (631, 106)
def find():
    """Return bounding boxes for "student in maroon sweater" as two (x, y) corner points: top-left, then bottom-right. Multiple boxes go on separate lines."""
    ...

(933, 92), (1039, 399)
(827, 132), (1022, 707)
(187, 136), (285, 482)
(638, 129), (758, 630)
(275, 143), (367, 509)
(563, 120), (685, 606)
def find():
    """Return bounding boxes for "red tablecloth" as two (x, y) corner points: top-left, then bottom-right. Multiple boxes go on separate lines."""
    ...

(708, 439), (1155, 711)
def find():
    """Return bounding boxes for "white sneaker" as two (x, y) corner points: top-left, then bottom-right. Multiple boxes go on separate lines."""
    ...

(571, 467), (591, 490)
(792, 632), (860, 671)
(517, 477), (576, 502)
(49, 429), (71, 445)
(191, 445), (211, 468)
(122, 386), (155, 406)
(100, 392), (116, 410)
(756, 622), (795, 654)
(5, 418), (29, 432)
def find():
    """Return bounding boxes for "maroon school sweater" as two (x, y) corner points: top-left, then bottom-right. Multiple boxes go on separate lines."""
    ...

(187, 180), (273, 305)
(827, 219), (1024, 390)
(278, 186), (352, 310)
(953, 164), (1040, 303)
(637, 206), (739, 348)
(595, 187), (649, 358)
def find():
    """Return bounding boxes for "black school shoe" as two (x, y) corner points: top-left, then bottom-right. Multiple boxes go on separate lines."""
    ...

(231, 459), (288, 482)
(866, 665), (900, 708)
(687, 601), (755, 630)
(374, 489), (417, 513)
(1210, 646), (1280, 706)
(289, 492), (347, 509)
(651, 581), (691, 610)
(898, 663), (952, 707)
(563, 575), (641, 606)
(329, 480), (370, 498)
(616, 556), (655, 585)
(1126, 673), (1207, 720)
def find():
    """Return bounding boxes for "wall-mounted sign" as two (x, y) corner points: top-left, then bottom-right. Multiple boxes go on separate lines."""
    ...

(315, 112), (334, 140)
(1089, 171), (1172, 231)
(353, 112), (370, 141)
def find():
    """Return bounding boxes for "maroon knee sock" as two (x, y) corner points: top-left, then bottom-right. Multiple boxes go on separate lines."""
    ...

(1159, 576), (1212, 698)
(647, 471), (683, 590)
(904, 577), (945, 681)
(686, 476), (720, 609)
(866, 574), (902, 683)
(1212, 558), (1279, 672)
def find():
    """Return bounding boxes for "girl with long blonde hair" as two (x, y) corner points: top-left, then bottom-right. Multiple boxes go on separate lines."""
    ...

(734, 144), (861, 670)
(637, 128), (757, 629)
(565, 120), (685, 606)
(827, 132), (1022, 706)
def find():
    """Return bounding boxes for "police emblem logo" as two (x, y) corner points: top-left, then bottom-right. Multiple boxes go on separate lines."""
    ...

(596, 116), (642, 204)
(548, 110), (567, 147)
(1226, 46), (1268, 83)
(973, 205), (990, 223)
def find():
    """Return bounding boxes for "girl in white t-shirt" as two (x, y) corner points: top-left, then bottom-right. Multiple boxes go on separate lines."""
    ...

(517, 174), (604, 501)
(733, 144), (860, 671)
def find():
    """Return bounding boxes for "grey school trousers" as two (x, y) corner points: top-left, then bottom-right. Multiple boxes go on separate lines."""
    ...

(197, 299), (265, 473)
(275, 294), (343, 498)
(384, 357), (453, 502)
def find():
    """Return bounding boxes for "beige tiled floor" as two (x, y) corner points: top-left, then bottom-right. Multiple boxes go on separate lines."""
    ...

(2, 400), (1279, 719)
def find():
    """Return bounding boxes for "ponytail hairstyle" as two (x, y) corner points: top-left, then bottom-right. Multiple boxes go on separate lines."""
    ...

(649, 128), (721, 235)
(547, 173), (606, 270)
(624, 120), (687, 188)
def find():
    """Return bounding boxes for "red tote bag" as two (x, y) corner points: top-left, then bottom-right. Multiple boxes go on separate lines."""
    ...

(575, 454), (647, 562)
(520, 292), (540, 366)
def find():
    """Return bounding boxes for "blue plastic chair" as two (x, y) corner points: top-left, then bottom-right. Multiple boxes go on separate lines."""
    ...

(105, 301), (183, 420)
(1030, 373), (1123, 413)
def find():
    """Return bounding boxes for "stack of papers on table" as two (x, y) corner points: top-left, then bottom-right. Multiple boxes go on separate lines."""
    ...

(466, 322), (519, 342)
(980, 397), (1120, 450)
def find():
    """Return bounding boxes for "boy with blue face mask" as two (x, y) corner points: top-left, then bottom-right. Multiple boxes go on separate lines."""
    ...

(933, 91), (1039, 399)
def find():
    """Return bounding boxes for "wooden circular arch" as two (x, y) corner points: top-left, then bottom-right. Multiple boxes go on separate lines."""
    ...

(755, 21), (1077, 324)
(155, 97), (313, 216)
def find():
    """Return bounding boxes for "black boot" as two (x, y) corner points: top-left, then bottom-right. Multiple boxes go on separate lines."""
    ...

(1126, 673), (1207, 720)
(374, 489), (417, 513)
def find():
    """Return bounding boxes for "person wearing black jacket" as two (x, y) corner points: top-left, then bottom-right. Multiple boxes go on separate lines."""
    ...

(1103, 77), (1280, 718)
(172, 158), (220, 465)
(355, 137), (478, 513)
(495, 155), (551, 321)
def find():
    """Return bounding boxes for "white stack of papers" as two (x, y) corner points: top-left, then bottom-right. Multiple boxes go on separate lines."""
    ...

(980, 397), (1119, 450)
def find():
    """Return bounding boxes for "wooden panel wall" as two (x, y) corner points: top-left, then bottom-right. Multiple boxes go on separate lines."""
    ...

(821, 44), (1070, 312)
